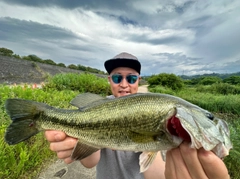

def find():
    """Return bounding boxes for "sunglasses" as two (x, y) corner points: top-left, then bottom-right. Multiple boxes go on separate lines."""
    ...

(110, 74), (139, 84)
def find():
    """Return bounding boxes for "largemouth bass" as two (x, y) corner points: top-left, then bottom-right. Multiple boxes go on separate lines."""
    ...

(4, 93), (232, 172)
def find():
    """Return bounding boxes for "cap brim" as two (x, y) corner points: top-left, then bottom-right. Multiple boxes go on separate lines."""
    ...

(104, 58), (141, 74)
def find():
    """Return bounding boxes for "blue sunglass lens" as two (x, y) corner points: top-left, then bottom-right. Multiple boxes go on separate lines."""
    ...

(126, 75), (138, 84)
(111, 75), (123, 84)
(111, 75), (138, 84)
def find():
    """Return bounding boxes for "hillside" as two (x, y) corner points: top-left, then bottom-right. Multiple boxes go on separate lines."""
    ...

(0, 55), (105, 84)
(179, 72), (240, 80)
(1, 54), (239, 85)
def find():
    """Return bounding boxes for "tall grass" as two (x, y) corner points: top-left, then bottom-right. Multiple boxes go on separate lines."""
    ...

(0, 73), (111, 178)
(0, 86), (79, 179)
(149, 86), (240, 115)
(223, 115), (240, 179)
(196, 83), (240, 95)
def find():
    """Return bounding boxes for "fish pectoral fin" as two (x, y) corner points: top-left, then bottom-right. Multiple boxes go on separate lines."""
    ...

(70, 93), (105, 108)
(132, 129), (160, 136)
(139, 152), (158, 173)
(129, 131), (155, 143)
(71, 141), (100, 160)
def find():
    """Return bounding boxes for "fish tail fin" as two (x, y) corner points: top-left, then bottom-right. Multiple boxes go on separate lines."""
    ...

(4, 98), (47, 145)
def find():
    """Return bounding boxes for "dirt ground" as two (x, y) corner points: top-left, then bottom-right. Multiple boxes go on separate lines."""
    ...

(137, 85), (149, 93)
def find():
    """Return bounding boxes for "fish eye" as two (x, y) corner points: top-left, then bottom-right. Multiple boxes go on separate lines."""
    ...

(206, 112), (214, 120)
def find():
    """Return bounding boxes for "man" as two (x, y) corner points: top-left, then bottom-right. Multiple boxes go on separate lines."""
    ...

(45, 52), (229, 179)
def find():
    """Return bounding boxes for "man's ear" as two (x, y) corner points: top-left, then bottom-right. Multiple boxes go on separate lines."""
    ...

(107, 76), (111, 83)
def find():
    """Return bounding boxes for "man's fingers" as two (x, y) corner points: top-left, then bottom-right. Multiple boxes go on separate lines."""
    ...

(63, 157), (74, 164)
(198, 148), (230, 179)
(49, 137), (78, 151)
(170, 147), (192, 179)
(165, 147), (191, 179)
(165, 150), (177, 179)
(45, 130), (67, 142)
(179, 142), (207, 179)
(57, 150), (73, 159)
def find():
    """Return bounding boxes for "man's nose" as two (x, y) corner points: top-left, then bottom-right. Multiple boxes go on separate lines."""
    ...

(119, 77), (128, 87)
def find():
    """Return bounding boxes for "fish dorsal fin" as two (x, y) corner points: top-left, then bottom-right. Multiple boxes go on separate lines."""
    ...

(70, 93), (105, 108)
(71, 141), (100, 160)
(139, 152), (158, 173)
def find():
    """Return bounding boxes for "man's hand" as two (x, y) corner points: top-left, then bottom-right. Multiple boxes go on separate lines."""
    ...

(165, 142), (230, 179)
(45, 130), (78, 164)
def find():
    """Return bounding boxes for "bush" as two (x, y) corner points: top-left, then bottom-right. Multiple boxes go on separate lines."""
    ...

(223, 76), (240, 85)
(44, 73), (111, 96)
(147, 73), (184, 90)
(198, 76), (222, 85)
(0, 47), (14, 56)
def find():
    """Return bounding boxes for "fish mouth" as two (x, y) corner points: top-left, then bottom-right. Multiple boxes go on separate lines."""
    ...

(167, 115), (191, 142)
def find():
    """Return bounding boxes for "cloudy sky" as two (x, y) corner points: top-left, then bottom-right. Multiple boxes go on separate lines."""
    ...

(0, 0), (240, 76)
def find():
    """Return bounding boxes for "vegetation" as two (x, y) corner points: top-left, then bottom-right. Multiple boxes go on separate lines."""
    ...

(0, 86), (78, 179)
(223, 76), (240, 85)
(0, 48), (14, 56)
(44, 73), (111, 95)
(0, 73), (111, 178)
(147, 73), (184, 90)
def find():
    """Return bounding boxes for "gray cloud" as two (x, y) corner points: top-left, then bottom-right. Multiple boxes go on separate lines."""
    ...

(0, 0), (239, 75)
(0, 17), (82, 42)
(128, 33), (188, 45)
(2, 0), (130, 10)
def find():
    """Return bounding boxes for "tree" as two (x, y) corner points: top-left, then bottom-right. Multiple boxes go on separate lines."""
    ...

(22, 55), (43, 63)
(77, 64), (87, 71)
(68, 64), (78, 70)
(43, 59), (56, 65)
(0, 47), (14, 56)
(223, 76), (240, 85)
(57, 63), (66, 67)
(199, 76), (222, 85)
(148, 73), (184, 90)
(12, 54), (21, 59)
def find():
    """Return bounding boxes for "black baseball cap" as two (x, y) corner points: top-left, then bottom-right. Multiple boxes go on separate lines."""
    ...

(104, 52), (141, 74)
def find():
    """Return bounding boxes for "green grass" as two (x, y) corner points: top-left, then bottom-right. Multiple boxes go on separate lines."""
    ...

(0, 86), (79, 178)
(44, 72), (111, 95)
(0, 75), (240, 178)
(0, 126), (55, 179)
(149, 86), (240, 115)
(0, 73), (111, 178)
(223, 115), (240, 179)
